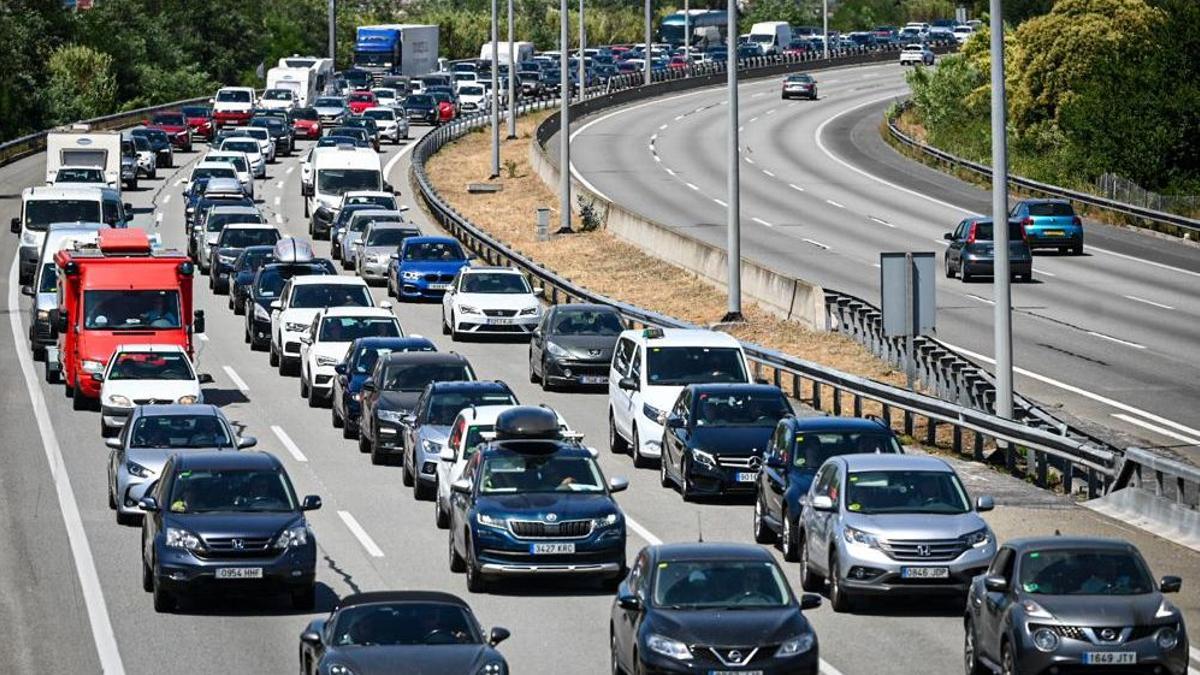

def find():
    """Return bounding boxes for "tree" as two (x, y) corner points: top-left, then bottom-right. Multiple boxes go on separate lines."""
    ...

(46, 45), (117, 124)
(0, 0), (72, 139)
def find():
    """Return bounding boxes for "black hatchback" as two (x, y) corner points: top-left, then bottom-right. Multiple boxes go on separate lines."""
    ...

(944, 217), (1033, 283)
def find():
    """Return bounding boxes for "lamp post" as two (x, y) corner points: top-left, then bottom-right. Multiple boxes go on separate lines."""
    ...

(823, 0), (829, 59)
(490, 0), (500, 178)
(507, 0), (516, 139)
(579, 0), (586, 99)
(558, 0), (572, 233)
(723, 0), (742, 322)
(327, 0), (336, 66)
(644, 0), (652, 86)
(990, 0), (1013, 419)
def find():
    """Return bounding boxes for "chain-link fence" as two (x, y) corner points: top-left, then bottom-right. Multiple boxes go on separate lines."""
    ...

(1096, 173), (1200, 220)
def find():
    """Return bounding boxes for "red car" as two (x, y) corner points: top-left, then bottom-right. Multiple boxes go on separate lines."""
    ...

(291, 107), (321, 140)
(347, 90), (378, 115)
(144, 111), (193, 152)
(668, 56), (689, 71)
(181, 105), (214, 143)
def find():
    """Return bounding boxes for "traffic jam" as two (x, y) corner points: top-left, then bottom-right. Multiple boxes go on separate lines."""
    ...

(11, 40), (1192, 675)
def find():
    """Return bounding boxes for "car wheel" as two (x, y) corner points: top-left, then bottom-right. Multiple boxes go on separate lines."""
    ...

(799, 531), (825, 591)
(435, 497), (450, 529)
(829, 553), (854, 613)
(1000, 641), (1016, 675)
(358, 432), (372, 455)
(72, 381), (87, 411)
(152, 574), (175, 613)
(611, 630), (622, 675)
(608, 410), (629, 454)
(529, 349), (541, 384)
(753, 495), (777, 544)
(659, 450), (672, 487)
(331, 404), (343, 428)
(465, 540), (487, 593)
(414, 477), (434, 501)
(964, 618), (986, 675)
(402, 449), (415, 485)
(116, 509), (139, 526)
(142, 556), (154, 592)
(449, 531), (466, 572)
(299, 374), (310, 399)
(945, 257), (955, 278)
(269, 343), (279, 367)
(679, 458), (695, 501)
(149, 167), (157, 180)
(449, 312), (461, 341)
(781, 510), (800, 562)
(631, 427), (650, 469)
(441, 311), (451, 335)
(960, 266), (973, 283)
(307, 386), (320, 408)
(369, 438), (385, 466)
(1071, 243), (1083, 255)
(291, 585), (316, 611)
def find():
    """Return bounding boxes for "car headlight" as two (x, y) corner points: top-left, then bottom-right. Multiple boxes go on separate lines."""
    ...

(217, 254), (236, 265)
(254, 303), (270, 321)
(690, 448), (716, 467)
(1155, 599), (1179, 619)
(316, 356), (340, 367)
(476, 661), (505, 675)
(107, 394), (132, 407)
(646, 633), (691, 661)
(457, 305), (481, 315)
(1156, 626), (1179, 651)
(284, 321), (309, 332)
(961, 527), (990, 548)
(328, 664), (356, 675)
(1031, 627), (1059, 652)
(274, 524), (309, 548)
(36, 309), (50, 321)
(642, 403), (666, 425)
(165, 527), (204, 551)
(592, 513), (620, 528)
(546, 341), (570, 358)
(422, 439), (442, 455)
(125, 460), (153, 478)
(21, 230), (36, 245)
(775, 633), (815, 657)
(402, 270), (421, 281)
(176, 395), (199, 405)
(842, 525), (882, 549)
(82, 359), (104, 373)
(376, 409), (406, 424)
(476, 512), (506, 529)
(519, 306), (538, 316)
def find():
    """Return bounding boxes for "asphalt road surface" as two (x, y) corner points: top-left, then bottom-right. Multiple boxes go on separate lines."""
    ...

(1, 117), (1198, 675)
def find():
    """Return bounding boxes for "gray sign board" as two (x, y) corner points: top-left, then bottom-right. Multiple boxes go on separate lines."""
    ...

(880, 252), (936, 337)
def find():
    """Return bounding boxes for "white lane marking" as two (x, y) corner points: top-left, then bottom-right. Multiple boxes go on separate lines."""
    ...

(285, 166), (295, 174)
(221, 365), (249, 394)
(685, 182), (699, 191)
(751, 92), (767, 98)
(1086, 331), (1146, 350)
(789, 183), (805, 192)
(274, 196), (281, 207)
(934, 239), (950, 246)
(749, 116), (759, 123)
(275, 181), (283, 189)
(738, 125), (745, 132)
(337, 511), (385, 558)
(762, 169), (775, 177)
(162, 194), (171, 204)
(1113, 414), (1200, 447)
(1190, 645), (1200, 664)
(649, 134), (657, 143)
(745, 157), (755, 165)
(803, 238), (830, 250)
(752, 217), (774, 228)
(1091, 246), (1200, 279)
(869, 216), (895, 228)
(382, 137), (419, 180)
(713, 198), (727, 207)
(674, 114), (684, 121)
(942, 341), (1200, 440)
(966, 294), (994, 305)
(275, 214), (283, 224)
(1124, 295), (1175, 310)
(271, 425), (308, 462)
(766, 109), (776, 115)
(653, 155), (662, 163)
(7, 260), (126, 674)
(1033, 269), (1056, 277)
(664, 168), (676, 176)
(659, 124), (668, 130)
(825, 199), (844, 208)
(198, 333), (209, 342)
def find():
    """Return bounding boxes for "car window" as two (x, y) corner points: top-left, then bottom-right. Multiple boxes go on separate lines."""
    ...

(645, 346), (747, 386)
(1027, 202), (1075, 217)
(792, 431), (902, 468)
(692, 390), (791, 427)
(551, 309), (623, 336)
(108, 351), (194, 380)
(130, 415), (232, 449)
(460, 273), (530, 294)
(844, 469), (970, 515)
(331, 602), (481, 646)
(404, 241), (464, 261)
(1017, 549), (1154, 596)
(382, 363), (472, 391)
(168, 468), (297, 513)
(479, 452), (604, 494)
(427, 390), (516, 425)
(652, 560), (790, 609)
(629, 346), (642, 383)
(988, 546), (1014, 580)
(612, 337), (634, 375)
(290, 284), (371, 309)
(319, 316), (400, 342)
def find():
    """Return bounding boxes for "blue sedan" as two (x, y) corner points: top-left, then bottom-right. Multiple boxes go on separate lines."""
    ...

(387, 236), (471, 301)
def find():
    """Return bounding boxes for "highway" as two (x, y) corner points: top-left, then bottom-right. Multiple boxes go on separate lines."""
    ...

(564, 61), (1200, 457)
(2, 119), (1199, 675)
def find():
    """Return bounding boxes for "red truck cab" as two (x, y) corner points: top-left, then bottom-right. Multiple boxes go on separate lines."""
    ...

(50, 229), (204, 407)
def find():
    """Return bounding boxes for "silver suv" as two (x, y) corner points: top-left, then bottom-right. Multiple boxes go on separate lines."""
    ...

(798, 453), (995, 612)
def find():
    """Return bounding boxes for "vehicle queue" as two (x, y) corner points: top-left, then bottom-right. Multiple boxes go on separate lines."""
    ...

(11, 45), (1183, 675)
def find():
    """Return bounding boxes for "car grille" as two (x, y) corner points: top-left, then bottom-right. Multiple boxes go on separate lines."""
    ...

(482, 309), (517, 317)
(878, 538), (967, 562)
(1032, 624), (1163, 644)
(424, 273), (455, 282)
(716, 456), (761, 469)
(508, 519), (593, 539)
(133, 398), (175, 405)
(700, 646), (775, 667)
(199, 536), (275, 558)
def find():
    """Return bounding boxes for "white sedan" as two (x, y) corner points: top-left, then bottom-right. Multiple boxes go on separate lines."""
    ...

(899, 43), (935, 66)
(441, 267), (542, 341)
(362, 106), (409, 144)
(98, 345), (202, 437)
(219, 138), (266, 178)
(299, 306), (402, 406)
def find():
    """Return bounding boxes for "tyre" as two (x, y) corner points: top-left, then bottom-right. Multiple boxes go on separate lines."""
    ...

(449, 312), (461, 341)
(529, 349), (541, 384)
(441, 312), (451, 335)
(608, 411), (629, 454)
(435, 498), (450, 529)
(414, 477), (434, 501)
(960, 266), (973, 283)
(1000, 642), (1016, 675)
(799, 532), (825, 591)
(964, 618), (986, 675)
(332, 404), (343, 428)
(464, 541), (487, 593)
(269, 344), (280, 367)
(307, 387), (320, 408)
(358, 432), (372, 454)
(449, 532), (466, 573)
(659, 451), (672, 488)
(781, 510), (800, 562)
(402, 450), (415, 486)
(369, 439), (385, 465)
(1071, 243), (1083, 255)
(753, 495), (777, 544)
(142, 557), (154, 592)
(291, 585), (316, 611)
(72, 383), (87, 411)
(829, 553), (854, 613)
(945, 258), (955, 278)
(299, 374), (310, 399)
(631, 427), (650, 469)
(152, 576), (175, 613)
(116, 510), (139, 526)
(678, 459), (695, 501)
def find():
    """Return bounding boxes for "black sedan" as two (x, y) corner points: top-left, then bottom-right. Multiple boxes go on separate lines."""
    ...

(611, 542), (822, 674)
(529, 303), (623, 390)
(226, 245), (275, 314)
(404, 94), (440, 126)
(660, 384), (793, 500)
(300, 591), (509, 675)
(249, 116), (294, 156)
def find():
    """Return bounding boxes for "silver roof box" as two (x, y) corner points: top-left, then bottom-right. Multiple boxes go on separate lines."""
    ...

(272, 236), (315, 264)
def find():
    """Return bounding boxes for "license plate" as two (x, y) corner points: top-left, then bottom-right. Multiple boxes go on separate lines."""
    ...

(490, 318), (515, 325)
(1083, 652), (1136, 665)
(215, 567), (263, 579)
(1044, 230), (1064, 237)
(530, 543), (575, 554)
(580, 375), (608, 384)
(428, 283), (449, 290)
(901, 566), (949, 579)
(711, 671), (763, 675)
(736, 472), (758, 483)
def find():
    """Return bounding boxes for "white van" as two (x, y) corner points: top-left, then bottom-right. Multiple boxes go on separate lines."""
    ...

(45, 125), (122, 191)
(479, 40), (535, 64)
(278, 55), (335, 95)
(23, 222), (104, 356)
(607, 327), (752, 467)
(303, 145), (386, 228)
(748, 21), (792, 55)
(10, 186), (131, 285)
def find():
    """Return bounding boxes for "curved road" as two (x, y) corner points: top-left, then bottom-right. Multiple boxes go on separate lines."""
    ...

(566, 61), (1200, 455)
(1, 110), (1198, 675)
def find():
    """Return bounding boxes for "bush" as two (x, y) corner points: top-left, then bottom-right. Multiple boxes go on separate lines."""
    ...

(46, 45), (117, 125)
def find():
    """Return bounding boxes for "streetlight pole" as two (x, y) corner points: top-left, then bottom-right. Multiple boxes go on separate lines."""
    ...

(507, 0), (516, 139)
(644, 0), (652, 86)
(327, 0), (336, 66)
(723, 0), (742, 322)
(490, 0), (500, 178)
(684, 0), (690, 65)
(558, 0), (572, 233)
(822, 0), (829, 59)
(989, 0), (1013, 419)
(579, 0), (586, 99)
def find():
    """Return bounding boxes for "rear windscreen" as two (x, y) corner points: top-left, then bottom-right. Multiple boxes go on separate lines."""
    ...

(972, 222), (1026, 241)
(1027, 202), (1075, 217)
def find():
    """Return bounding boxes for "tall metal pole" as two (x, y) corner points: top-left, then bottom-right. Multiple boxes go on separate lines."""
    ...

(684, 0), (690, 62)
(490, 0), (501, 178)
(328, 0), (337, 67)
(822, 0), (829, 59)
(724, 0), (742, 322)
(644, 0), (652, 86)
(989, 0), (1013, 419)
(579, 0), (586, 99)
(558, 0), (572, 233)
(507, 0), (516, 139)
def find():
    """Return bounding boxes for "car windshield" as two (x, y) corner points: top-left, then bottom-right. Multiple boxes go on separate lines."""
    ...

(291, 284), (372, 309)
(352, 343), (434, 374)
(653, 560), (791, 609)
(427, 391), (516, 425)
(85, 290), (181, 330)
(23, 199), (101, 232)
(646, 346), (747, 386)
(264, 90), (291, 100)
(405, 241), (464, 262)
(479, 452), (605, 493)
(331, 602), (481, 646)
(318, 169), (381, 196)
(320, 316), (400, 341)
(1027, 202), (1075, 217)
(181, 107), (210, 117)
(363, 109), (393, 120)
(460, 273), (529, 294)
(168, 468), (297, 513)
(216, 90), (252, 103)
(207, 213), (262, 232)
(221, 228), (278, 248)
(132, 136), (150, 151)
(208, 155), (248, 173)
(844, 470), (970, 514)
(222, 140), (259, 155)
(242, 128), (270, 140)
(108, 351), (193, 380)
(406, 95), (434, 107)
(792, 431), (902, 469)
(693, 391), (790, 426)
(382, 363), (472, 391)
(551, 309), (623, 335)
(193, 167), (236, 181)
(1018, 549), (1155, 596)
(255, 266), (324, 298)
(345, 195), (396, 209)
(350, 215), (399, 232)
(56, 167), (105, 183)
(366, 228), (418, 246)
(293, 107), (318, 120)
(130, 415), (232, 449)
(349, 93), (374, 102)
(460, 86), (485, 96)
(153, 113), (186, 126)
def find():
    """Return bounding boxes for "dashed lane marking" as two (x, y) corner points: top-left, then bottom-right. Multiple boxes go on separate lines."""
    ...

(271, 426), (308, 462)
(752, 217), (774, 228)
(221, 366), (249, 394)
(338, 511), (385, 558)
(1124, 295), (1175, 311)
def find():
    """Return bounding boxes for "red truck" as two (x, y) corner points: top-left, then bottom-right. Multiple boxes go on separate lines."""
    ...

(49, 229), (205, 409)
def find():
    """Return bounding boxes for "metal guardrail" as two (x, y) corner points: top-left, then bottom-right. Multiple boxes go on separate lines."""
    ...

(411, 53), (1121, 499)
(886, 104), (1200, 237)
(1113, 448), (1200, 511)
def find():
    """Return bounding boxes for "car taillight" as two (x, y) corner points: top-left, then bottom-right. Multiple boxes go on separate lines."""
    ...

(966, 222), (977, 244)
(1072, 216), (1082, 226)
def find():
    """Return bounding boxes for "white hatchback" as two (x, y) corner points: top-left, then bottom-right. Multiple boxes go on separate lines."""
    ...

(299, 306), (403, 406)
(441, 267), (542, 340)
(99, 345), (202, 437)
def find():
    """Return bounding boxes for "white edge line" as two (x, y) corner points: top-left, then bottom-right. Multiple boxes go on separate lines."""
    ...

(1112, 414), (1200, 447)
(713, 198), (727, 207)
(1086, 331), (1145, 350)
(274, 214), (283, 224)
(162, 194), (171, 204)
(274, 196), (281, 206)
(1033, 269), (1056, 277)
(789, 183), (805, 192)
(383, 138), (419, 179)
(270, 425), (308, 462)
(221, 365), (249, 394)
(337, 510), (385, 557)
(762, 170), (775, 177)
(1124, 295), (1174, 310)
(8, 259), (126, 674)
(285, 165), (295, 174)
(752, 217), (773, 227)
(685, 182), (699, 191)
(275, 181), (284, 189)
(966, 294), (994, 305)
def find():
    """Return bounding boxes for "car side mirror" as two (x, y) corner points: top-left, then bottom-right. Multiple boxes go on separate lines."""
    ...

(302, 495), (322, 511)
(451, 479), (471, 494)
(616, 592), (641, 611)
(51, 308), (67, 334)
(799, 593), (822, 610)
(138, 497), (159, 512)
(300, 630), (321, 645)
(665, 415), (685, 429)
(943, 232), (954, 240)
(383, 181), (394, 193)
(983, 574), (1009, 593)
(334, 364), (347, 375)
(236, 435), (258, 449)
(379, 301), (392, 310)
(809, 494), (834, 511)
(299, 335), (312, 345)
(11, 217), (21, 234)
(193, 310), (205, 334)
(618, 376), (638, 391)
(105, 437), (123, 450)
(124, 203), (134, 214)
(766, 455), (787, 469)
(488, 626), (511, 646)
(975, 495), (994, 512)
(361, 380), (378, 393)
(1160, 576), (1182, 593)
(269, 300), (282, 310)
(20, 285), (34, 297)
(608, 477), (629, 493)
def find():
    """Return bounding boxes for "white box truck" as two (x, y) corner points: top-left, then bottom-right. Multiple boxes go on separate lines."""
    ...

(45, 124), (122, 191)
(479, 41), (535, 64)
(748, 21), (792, 55)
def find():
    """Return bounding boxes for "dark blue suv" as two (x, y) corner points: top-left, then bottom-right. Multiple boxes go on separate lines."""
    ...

(447, 407), (629, 593)
(330, 336), (436, 438)
(753, 416), (902, 561)
(139, 451), (322, 612)
(388, 236), (471, 301)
